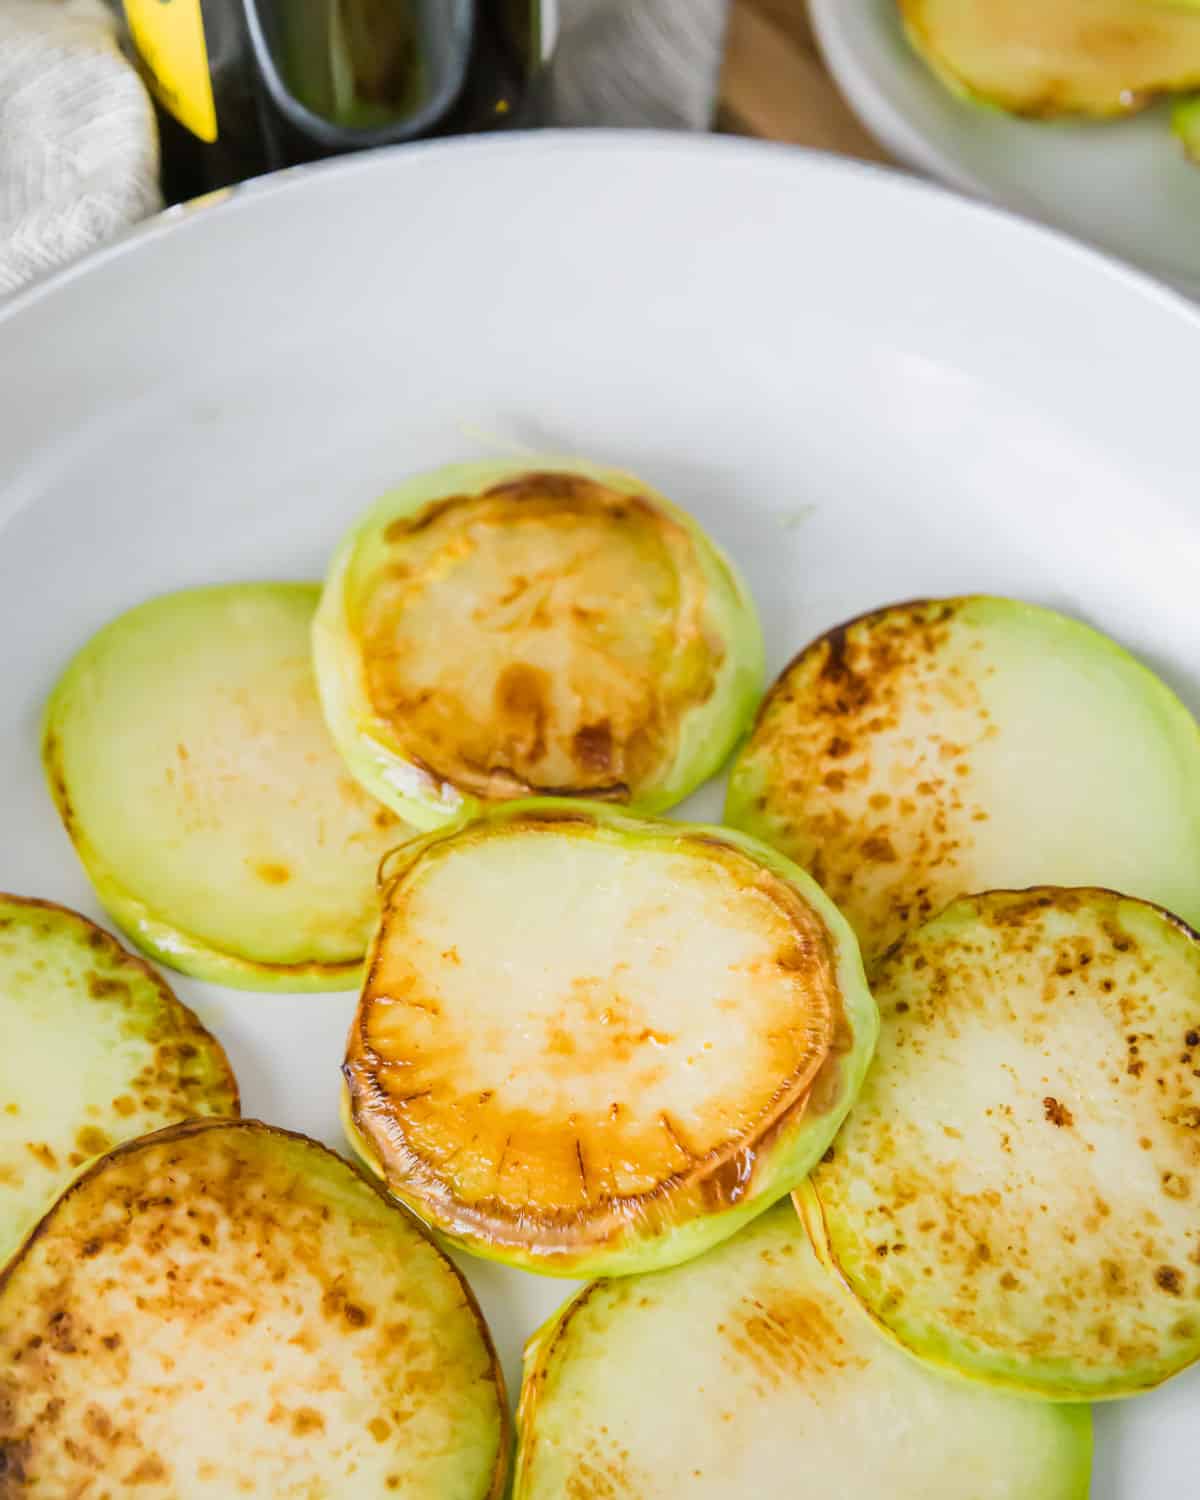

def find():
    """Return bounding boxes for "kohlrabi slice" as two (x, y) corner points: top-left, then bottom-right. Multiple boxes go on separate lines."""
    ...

(902, 0), (1200, 117)
(513, 1200), (1091, 1499)
(0, 895), (237, 1262)
(313, 458), (764, 829)
(813, 887), (1200, 1400)
(43, 583), (407, 991)
(0, 1118), (508, 1497)
(726, 596), (1200, 964)
(343, 800), (876, 1278)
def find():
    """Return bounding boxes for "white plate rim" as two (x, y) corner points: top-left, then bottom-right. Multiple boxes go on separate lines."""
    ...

(3, 127), (1200, 337)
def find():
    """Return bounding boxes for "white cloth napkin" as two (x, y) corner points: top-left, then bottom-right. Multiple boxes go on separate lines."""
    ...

(0, 0), (161, 297)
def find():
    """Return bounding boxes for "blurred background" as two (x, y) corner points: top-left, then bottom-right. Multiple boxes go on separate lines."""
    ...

(2, 0), (1198, 298)
(0, 0), (885, 296)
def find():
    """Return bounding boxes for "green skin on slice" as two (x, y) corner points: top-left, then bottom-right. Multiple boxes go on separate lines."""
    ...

(1175, 94), (1200, 161)
(0, 896), (238, 1263)
(901, 0), (1200, 117)
(726, 596), (1200, 966)
(312, 458), (765, 830)
(344, 800), (877, 1278)
(0, 1118), (509, 1498)
(813, 888), (1200, 1400)
(513, 1199), (1091, 1499)
(43, 583), (407, 991)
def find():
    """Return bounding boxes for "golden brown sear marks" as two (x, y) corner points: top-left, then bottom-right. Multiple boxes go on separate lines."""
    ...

(0, 1120), (506, 1497)
(724, 1289), (853, 1394)
(347, 814), (847, 1258)
(737, 600), (992, 960)
(815, 888), (1200, 1395)
(0, 897), (238, 1251)
(562, 1436), (642, 1500)
(359, 472), (720, 802)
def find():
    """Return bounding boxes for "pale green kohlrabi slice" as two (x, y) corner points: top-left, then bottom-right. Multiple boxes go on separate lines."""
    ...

(343, 799), (876, 1278)
(813, 887), (1200, 1400)
(0, 1119), (508, 1498)
(43, 583), (407, 991)
(513, 1199), (1091, 1499)
(313, 458), (764, 829)
(726, 596), (1200, 965)
(0, 895), (237, 1263)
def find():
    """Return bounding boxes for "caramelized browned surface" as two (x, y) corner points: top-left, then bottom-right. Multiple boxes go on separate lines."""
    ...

(357, 473), (721, 801)
(346, 814), (846, 1256)
(0, 1120), (507, 1497)
(814, 889), (1200, 1394)
(736, 600), (993, 960)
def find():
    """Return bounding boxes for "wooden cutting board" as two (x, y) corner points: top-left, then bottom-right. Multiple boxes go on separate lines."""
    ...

(718, 0), (896, 163)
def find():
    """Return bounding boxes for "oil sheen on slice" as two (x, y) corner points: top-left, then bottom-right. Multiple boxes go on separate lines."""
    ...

(901, 0), (1200, 116)
(726, 596), (1200, 964)
(513, 1201), (1091, 1499)
(0, 1119), (508, 1498)
(43, 583), (406, 990)
(813, 888), (1200, 1399)
(343, 800), (876, 1278)
(313, 458), (764, 828)
(0, 896), (237, 1262)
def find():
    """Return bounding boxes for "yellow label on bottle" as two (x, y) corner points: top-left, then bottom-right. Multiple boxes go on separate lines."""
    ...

(124, 0), (218, 143)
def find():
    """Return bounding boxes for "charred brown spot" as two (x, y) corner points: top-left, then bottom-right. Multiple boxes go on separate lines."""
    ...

(85, 973), (129, 1000)
(291, 1406), (325, 1437)
(1042, 1097), (1073, 1128)
(1156, 1266), (1184, 1296)
(75, 1127), (112, 1157)
(494, 663), (550, 764)
(126, 1455), (169, 1485)
(25, 1142), (57, 1171)
(573, 722), (614, 774)
(384, 493), (469, 540)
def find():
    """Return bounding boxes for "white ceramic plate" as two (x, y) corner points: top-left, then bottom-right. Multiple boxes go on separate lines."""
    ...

(809, 0), (1200, 299)
(1, 133), (1198, 1494)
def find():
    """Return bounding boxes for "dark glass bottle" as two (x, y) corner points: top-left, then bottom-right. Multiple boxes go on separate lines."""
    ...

(125, 1), (548, 205)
